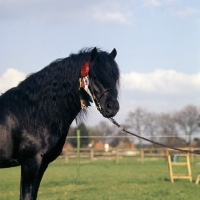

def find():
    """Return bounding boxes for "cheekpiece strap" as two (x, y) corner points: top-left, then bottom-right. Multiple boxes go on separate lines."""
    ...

(79, 62), (94, 109)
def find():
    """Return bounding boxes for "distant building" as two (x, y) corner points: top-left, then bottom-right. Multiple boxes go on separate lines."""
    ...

(93, 140), (104, 149)
(117, 141), (135, 149)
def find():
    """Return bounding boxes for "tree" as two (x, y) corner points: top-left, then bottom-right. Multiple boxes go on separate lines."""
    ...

(157, 113), (179, 146)
(70, 123), (89, 148)
(143, 111), (159, 146)
(66, 125), (75, 144)
(126, 108), (146, 148)
(95, 121), (114, 143)
(174, 105), (199, 145)
(110, 123), (131, 147)
(87, 126), (101, 143)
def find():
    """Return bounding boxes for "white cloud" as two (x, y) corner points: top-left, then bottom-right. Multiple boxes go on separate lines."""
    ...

(143, 0), (161, 7)
(0, 0), (133, 26)
(92, 11), (131, 25)
(113, 69), (200, 124)
(176, 7), (199, 18)
(91, 2), (132, 25)
(0, 68), (26, 93)
(121, 69), (200, 95)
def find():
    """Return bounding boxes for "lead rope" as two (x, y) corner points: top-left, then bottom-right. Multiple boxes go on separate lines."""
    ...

(108, 117), (200, 155)
(79, 73), (200, 155)
(88, 91), (200, 154)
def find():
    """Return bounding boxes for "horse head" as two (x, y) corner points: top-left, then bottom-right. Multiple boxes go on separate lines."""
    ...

(79, 48), (120, 118)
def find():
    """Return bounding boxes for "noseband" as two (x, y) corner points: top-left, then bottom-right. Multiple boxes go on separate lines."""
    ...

(90, 86), (114, 113)
(98, 88), (113, 104)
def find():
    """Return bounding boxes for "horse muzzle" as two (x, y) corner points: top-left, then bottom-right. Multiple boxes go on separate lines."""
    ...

(100, 98), (119, 118)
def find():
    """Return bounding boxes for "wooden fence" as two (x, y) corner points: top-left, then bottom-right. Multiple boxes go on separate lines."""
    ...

(62, 147), (200, 164)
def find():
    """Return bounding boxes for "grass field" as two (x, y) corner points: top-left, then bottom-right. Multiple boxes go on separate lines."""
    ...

(0, 157), (200, 200)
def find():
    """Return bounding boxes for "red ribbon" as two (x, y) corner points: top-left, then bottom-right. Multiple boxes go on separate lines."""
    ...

(81, 62), (89, 77)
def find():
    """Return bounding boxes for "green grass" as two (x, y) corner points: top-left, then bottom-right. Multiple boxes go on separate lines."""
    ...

(1, 158), (200, 199)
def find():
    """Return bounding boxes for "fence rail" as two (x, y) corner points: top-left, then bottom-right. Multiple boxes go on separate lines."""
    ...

(62, 147), (200, 164)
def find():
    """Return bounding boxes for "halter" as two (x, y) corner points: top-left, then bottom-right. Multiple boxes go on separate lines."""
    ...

(79, 75), (113, 112)
(78, 62), (114, 113)
(98, 88), (113, 104)
(89, 78), (115, 113)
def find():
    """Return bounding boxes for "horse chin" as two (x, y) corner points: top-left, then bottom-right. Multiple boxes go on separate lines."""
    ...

(101, 111), (118, 118)
(100, 100), (119, 118)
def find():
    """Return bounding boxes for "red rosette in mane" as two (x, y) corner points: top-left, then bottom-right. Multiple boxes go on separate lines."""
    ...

(81, 62), (89, 77)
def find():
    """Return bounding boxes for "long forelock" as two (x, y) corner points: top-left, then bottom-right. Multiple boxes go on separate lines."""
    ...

(93, 52), (120, 89)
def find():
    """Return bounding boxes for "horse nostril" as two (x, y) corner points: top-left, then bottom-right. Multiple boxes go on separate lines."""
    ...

(103, 100), (119, 117)
(106, 102), (113, 111)
(106, 101), (119, 112)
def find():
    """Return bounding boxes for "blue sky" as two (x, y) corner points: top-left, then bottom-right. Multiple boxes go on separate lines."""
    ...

(0, 0), (200, 126)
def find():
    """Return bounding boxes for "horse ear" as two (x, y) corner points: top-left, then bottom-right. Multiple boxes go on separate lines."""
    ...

(90, 47), (98, 62)
(110, 48), (117, 59)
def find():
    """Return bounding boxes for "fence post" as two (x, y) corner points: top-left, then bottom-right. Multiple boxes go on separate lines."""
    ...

(65, 148), (68, 164)
(115, 148), (119, 164)
(140, 149), (144, 163)
(190, 148), (194, 163)
(90, 148), (94, 162)
(76, 129), (80, 181)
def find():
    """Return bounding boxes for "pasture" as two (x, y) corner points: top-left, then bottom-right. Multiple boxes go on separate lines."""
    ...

(0, 157), (200, 200)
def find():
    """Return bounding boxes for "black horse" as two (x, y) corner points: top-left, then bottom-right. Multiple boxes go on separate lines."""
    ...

(0, 47), (120, 200)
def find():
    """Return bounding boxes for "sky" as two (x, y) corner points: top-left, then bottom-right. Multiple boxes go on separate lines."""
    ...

(0, 0), (200, 127)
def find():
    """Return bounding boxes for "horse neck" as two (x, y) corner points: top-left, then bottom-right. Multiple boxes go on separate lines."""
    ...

(39, 67), (81, 123)
(15, 61), (82, 128)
